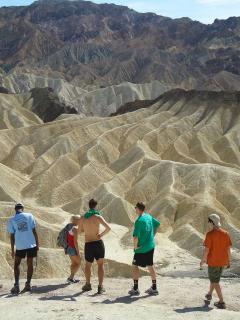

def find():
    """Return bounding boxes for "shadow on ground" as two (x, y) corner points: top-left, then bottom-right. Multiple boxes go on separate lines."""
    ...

(175, 306), (213, 313)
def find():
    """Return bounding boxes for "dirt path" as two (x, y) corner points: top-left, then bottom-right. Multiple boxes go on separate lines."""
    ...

(0, 276), (239, 320)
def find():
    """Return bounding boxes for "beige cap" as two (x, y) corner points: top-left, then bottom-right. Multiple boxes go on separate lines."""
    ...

(208, 213), (221, 227)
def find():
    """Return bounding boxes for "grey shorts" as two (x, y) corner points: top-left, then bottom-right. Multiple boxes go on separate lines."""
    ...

(66, 247), (78, 256)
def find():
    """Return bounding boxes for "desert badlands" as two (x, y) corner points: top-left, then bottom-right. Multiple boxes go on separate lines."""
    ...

(0, 88), (240, 319)
(0, 0), (240, 318)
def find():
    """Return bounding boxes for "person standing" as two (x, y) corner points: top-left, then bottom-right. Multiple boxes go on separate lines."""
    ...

(200, 213), (232, 309)
(129, 202), (160, 296)
(7, 203), (39, 294)
(66, 215), (81, 283)
(79, 199), (111, 294)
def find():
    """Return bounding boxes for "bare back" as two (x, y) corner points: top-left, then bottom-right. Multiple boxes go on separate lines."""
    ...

(81, 215), (101, 243)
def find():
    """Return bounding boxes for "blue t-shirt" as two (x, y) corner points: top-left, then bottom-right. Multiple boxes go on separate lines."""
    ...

(7, 212), (37, 250)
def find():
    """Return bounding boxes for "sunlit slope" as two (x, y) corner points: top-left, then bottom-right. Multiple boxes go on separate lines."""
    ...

(0, 89), (240, 278)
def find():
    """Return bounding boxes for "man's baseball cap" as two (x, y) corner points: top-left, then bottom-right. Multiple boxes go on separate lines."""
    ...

(15, 202), (24, 210)
(208, 213), (221, 227)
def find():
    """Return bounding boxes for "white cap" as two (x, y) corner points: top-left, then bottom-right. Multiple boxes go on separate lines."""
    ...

(208, 213), (221, 227)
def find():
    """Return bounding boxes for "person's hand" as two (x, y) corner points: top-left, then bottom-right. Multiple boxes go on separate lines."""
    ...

(97, 233), (102, 240)
(36, 245), (39, 251)
(11, 250), (15, 259)
(134, 247), (141, 251)
(227, 264), (231, 269)
(200, 261), (205, 269)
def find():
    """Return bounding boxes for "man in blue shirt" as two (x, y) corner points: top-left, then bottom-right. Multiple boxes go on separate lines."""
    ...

(7, 203), (39, 294)
(129, 202), (160, 296)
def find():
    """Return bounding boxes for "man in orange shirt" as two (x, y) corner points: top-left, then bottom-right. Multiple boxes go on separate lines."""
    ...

(200, 213), (232, 309)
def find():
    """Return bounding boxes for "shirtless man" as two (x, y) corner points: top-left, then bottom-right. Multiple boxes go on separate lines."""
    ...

(79, 199), (111, 294)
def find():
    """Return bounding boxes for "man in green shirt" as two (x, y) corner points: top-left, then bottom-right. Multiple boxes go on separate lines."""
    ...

(129, 202), (160, 296)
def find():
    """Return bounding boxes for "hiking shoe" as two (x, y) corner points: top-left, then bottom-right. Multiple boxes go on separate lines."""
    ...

(21, 283), (32, 293)
(214, 301), (226, 309)
(82, 283), (92, 292)
(205, 294), (212, 301)
(10, 284), (20, 295)
(67, 278), (79, 284)
(97, 285), (106, 294)
(128, 288), (140, 296)
(145, 287), (159, 295)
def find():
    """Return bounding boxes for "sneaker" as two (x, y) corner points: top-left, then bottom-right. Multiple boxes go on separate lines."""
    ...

(67, 278), (79, 284)
(145, 287), (159, 295)
(214, 301), (226, 309)
(97, 285), (106, 294)
(205, 293), (212, 301)
(128, 288), (140, 296)
(21, 283), (32, 293)
(82, 283), (92, 292)
(10, 284), (20, 295)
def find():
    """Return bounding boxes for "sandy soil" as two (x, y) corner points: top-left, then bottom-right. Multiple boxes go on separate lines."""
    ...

(0, 276), (239, 320)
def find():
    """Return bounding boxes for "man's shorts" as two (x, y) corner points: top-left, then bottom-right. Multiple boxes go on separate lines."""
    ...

(208, 266), (223, 283)
(85, 240), (105, 263)
(66, 247), (78, 256)
(16, 247), (38, 259)
(133, 249), (154, 268)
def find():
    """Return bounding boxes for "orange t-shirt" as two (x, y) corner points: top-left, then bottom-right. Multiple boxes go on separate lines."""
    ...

(204, 228), (232, 267)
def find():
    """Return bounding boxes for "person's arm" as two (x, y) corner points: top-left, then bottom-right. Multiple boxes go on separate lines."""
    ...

(227, 247), (231, 268)
(152, 217), (160, 235)
(78, 217), (84, 234)
(10, 234), (15, 259)
(32, 228), (39, 250)
(200, 247), (209, 268)
(133, 221), (141, 251)
(97, 216), (111, 239)
(7, 220), (15, 258)
(133, 236), (139, 251)
(73, 227), (80, 255)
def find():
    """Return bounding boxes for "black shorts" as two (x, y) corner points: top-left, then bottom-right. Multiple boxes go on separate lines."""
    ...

(85, 240), (105, 263)
(16, 247), (38, 259)
(133, 249), (154, 267)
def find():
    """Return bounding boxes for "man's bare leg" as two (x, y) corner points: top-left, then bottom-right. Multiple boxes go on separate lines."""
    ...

(148, 266), (157, 281)
(133, 264), (140, 281)
(26, 257), (34, 286)
(97, 259), (104, 287)
(85, 261), (92, 285)
(14, 256), (22, 286)
(147, 265), (158, 293)
(208, 283), (215, 296)
(214, 283), (224, 303)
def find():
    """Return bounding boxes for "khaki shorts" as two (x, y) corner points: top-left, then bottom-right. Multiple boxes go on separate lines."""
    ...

(208, 266), (223, 283)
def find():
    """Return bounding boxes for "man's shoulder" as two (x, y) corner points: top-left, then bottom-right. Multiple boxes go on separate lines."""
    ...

(22, 212), (34, 219)
(206, 230), (214, 237)
(219, 228), (228, 234)
(8, 215), (15, 223)
(219, 228), (230, 238)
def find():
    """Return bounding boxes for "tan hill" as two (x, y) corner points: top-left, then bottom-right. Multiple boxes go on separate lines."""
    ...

(1, 72), (172, 116)
(0, 89), (240, 279)
(0, 87), (78, 126)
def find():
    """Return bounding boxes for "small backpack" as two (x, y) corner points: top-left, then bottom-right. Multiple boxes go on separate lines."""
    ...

(57, 223), (73, 249)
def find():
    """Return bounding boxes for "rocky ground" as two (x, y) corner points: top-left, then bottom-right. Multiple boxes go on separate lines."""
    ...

(0, 276), (239, 320)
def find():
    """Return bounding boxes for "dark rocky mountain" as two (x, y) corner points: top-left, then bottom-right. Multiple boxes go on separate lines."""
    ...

(0, 0), (239, 88)
(30, 87), (78, 121)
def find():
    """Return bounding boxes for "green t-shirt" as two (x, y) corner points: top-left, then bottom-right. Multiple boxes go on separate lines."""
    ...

(133, 213), (160, 254)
